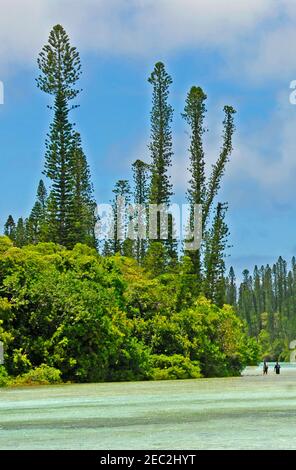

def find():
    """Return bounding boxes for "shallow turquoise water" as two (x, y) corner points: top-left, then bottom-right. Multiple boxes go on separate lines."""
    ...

(1, 367), (296, 450)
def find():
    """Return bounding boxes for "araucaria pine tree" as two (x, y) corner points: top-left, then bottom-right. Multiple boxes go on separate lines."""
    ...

(203, 202), (229, 307)
(225, 266), (237, 307)
(68, 132), (97, 248)
(147, 62), (177, 265)
(26, 180), (48, 244)
(105, 180), (132, 256)
(15, 218), (26, 247)
(238, 269), (256, 335)
(4, 215), (16, 242)
(183, 86), (236, 297)
(203, 105), (236, 224)
(182, 86), (207, 282)
(132, 159), (150, 263)
(37, 25), (95, 248)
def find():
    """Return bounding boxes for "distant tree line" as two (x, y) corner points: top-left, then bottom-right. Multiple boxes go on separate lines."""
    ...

(225, 257), (296, 359)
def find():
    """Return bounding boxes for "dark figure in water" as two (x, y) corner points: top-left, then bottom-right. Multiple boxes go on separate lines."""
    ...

(274, 361), (281, 375)
(263, 361), (268, 375)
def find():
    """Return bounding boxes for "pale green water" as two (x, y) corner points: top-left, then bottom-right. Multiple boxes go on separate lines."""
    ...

(1, 366), (296, 450)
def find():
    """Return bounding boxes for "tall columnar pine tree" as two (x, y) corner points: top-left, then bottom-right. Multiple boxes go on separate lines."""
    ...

(203, 202), (229, 307)
(104, 180), (132, 256)
(68, 132), (97, 248)
(182, 86), (207, 281)
(262, 265), (276, 337)
(238, 269), (255, 334)
(37, 24), (83, 247)
(203, 105), (236, 224)
(225, 266), (237, 307)
(26, 180), (48, 244)
(182, 87), (236, 293)
(36, 179), (47, 211)
(272, 256), (287, 316)
(132, 159), (150, 263)
(15, 218), (27, 247)
(147, 62), (177, 266)
(4, 215), (16, 242)
(253, 265), (263, 332)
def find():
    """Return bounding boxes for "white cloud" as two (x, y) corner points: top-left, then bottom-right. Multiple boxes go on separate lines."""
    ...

(246, 28), (296, 80)
(4, 0), (296, 86)
(225, 91), (296, 205)
(0, 0), (279, 74)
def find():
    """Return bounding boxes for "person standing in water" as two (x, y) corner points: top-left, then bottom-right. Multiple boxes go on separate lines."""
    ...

(263, 360), (268, 375)
(274, 361), (281, 375)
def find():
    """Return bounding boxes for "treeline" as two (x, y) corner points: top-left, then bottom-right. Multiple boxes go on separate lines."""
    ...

(3, 24), (236, 307)
(226, 258), (296, 360)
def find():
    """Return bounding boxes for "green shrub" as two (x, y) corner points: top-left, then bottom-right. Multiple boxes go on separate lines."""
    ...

(151, 354), (202, 380)
(0, 366), (10, 387)
(13, 365), (62, 386)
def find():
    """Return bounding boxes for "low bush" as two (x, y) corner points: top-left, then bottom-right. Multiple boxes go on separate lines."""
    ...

(0, 366), (10, 387)
(12, 364), (62, 386)
(151, 354), (202, 380)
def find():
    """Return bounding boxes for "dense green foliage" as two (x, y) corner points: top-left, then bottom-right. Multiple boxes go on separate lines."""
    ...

(0, 238), (257, 384)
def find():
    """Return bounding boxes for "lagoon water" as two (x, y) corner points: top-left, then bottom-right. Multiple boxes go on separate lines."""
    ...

(1, 364), (296, 450)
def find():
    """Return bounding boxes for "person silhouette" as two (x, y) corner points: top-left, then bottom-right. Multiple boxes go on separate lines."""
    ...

(274, 361), (281, 375)
(263, 360), (268, 375)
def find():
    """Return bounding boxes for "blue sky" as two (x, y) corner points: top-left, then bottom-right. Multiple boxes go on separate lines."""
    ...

(1, 0), (296, 278)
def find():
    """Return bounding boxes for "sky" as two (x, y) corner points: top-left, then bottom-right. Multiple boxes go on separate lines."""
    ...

(1, 0), (296, 277)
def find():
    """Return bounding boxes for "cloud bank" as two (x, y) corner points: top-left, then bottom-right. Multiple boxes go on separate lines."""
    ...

(0, 0), (287, 77)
